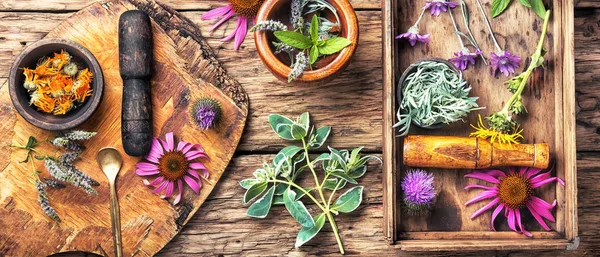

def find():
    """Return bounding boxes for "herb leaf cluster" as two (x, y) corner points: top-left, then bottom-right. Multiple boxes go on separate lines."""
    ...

(240, 113), (380, 254)
(492, 0), (546, 18)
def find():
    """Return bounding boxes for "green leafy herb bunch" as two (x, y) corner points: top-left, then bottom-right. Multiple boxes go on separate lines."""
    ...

(240, 113), (380, 254)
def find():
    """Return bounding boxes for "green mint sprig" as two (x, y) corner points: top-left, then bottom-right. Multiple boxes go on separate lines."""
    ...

(240, 112), (380, 254)
(491, 0), (546, 18)
(274, 15), (351, 65)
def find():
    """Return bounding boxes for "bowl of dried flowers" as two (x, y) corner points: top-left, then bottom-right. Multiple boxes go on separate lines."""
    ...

(253, 0), (358, 84)
(9, 38), (104, 131)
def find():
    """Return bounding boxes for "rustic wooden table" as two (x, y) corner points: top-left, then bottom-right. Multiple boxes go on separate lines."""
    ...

(0, 0), (598, 256)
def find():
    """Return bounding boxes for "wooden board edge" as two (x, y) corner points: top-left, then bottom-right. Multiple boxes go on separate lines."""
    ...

(381, 0), (397, 245)
(393, 239), (573, 251)
(561, 0), (578, 243)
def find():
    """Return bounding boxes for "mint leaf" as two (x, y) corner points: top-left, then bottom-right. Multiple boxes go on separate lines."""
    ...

(243, 181), (268, 204)
(295, 213), (326, 247)
(310, 15), (319, 43)
(491, 0), (511, 18)
(247, 185), (275, 218)
(518, 0), (531, 7)
(274, 31), (313, 50)
(309, 45), (319, 65)
(268, 114), (295, 140)
(529, 0), (546, 19)
(283, 187), (315, 227)
(317, 37), (351, 55)
(331, 186), (363, 213)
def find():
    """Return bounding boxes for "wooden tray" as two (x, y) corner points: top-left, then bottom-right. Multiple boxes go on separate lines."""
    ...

(0, 0), (247, 256)
(382, 0), (577, 251)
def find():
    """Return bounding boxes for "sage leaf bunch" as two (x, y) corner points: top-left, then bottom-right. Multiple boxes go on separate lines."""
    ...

(240, 113), (380, 254)
(491, 0), (546, 18)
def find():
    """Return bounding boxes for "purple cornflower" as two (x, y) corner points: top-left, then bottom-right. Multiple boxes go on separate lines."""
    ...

(490, 51), (522, 77)
(449, 48), (483, 71)
(402, 169), (435, 214)
(424, 0), (458, 16)
(396, 26), (430, 46)
(192, 98), (222, 130)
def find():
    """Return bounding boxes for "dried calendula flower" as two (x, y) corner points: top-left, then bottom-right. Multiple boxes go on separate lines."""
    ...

(22, 51), (93, 116)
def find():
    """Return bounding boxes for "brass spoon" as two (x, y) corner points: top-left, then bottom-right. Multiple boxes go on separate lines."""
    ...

(96, 147), (124, 257)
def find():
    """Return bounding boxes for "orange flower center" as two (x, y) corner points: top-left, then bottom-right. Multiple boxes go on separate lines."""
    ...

(229, 0), (264, 17)
(158, 151), (189, 181)
(497, 173), (532, 209)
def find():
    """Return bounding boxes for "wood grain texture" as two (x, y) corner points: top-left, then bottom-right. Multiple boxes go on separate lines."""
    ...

(0, 0), (247, 256)
(387, 0), (577, 250)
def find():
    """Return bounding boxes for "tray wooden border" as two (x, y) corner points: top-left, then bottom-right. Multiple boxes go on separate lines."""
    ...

(381, 0), (578, 251)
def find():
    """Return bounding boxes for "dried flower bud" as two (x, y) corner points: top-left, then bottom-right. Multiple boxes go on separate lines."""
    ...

(23, 81), (37, 91)
(63, 62), (78, 77)
(509, 96), (526, 115)
(288, 52), (309, 82)
(192, 98), (223, 130)
(51, 137), (69, 147)
(36, 180), (61, 222)
(250, 20), (288, 32)
(401, 169), (436, 216)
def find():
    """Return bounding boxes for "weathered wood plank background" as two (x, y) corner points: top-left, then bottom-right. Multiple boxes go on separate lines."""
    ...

(0, 0), (598, 256)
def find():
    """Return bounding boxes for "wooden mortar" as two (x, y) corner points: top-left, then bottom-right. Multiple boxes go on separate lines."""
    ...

(403, 135), (550, 169)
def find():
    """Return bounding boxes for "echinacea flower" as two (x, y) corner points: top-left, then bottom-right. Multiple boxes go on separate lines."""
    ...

(424, 0), (458, 16)
(202, 0), (265, 51)
(449, 48), (482, 71)
(395, 26), (431, 46)
(490, 51), (522, 77)
(401, 169), (436, 215)
(136, 132), (209, 205)
(465, 167), (565, 237)
(192, 98), (223, 130)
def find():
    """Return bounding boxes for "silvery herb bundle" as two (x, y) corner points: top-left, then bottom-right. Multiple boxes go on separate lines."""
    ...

(240, 113), (379, 254)
(11, 130), (99, 222)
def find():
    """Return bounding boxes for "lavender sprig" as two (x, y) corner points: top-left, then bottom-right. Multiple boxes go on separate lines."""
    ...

(250, 20), (288, 32)
(43, 178), (67, 188)
(59, 151), (80, 164)
(62, 130), (97, 141)
(291, 0), (305, 30)
(288, 52), (309, 82)
(45, 158), (97, 195)
(273, 42), (295, 54)
(36, 180), (61, 222)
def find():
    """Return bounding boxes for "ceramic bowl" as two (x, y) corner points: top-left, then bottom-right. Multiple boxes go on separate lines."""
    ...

(9, 38), (104, 131)
(254, 0), (359, 85)
(396, 58), (461, 130)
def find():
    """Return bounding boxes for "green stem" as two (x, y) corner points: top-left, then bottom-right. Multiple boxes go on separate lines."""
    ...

(301, 138), (329, 208)
(326, 211), (345, 254)
(268, 179), (326, 212)
(501, 10), (551, 114)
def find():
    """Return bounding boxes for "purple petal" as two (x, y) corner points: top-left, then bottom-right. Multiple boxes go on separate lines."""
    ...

(177, 141), (188, 152)
(188, 169), (200, 180)
(507, 209), (517, 232)
(209, 9), (235, 32)
(474, 169), (506, 178)
(516, 209), (533, 237)
(136, 169), (159, 176)
(136, 162), (159, 172)
(529, 197), (556, 222)
(173, 180), (183, 205)
(202, 5), (233, 20)
(147, 138), (164, 163)
(164, 132), (175, 151)
(465, 190), (498, 206)
(527, 203), (551, 231)
(234, 16), (248, 51)
(144, 176), (164, 186)
(490, 203), (504, 231)
(465, 173), (500, 184)
(464, 184), (497, 191)
(162, 181), (175, 198)
(186, 150), (208, 160)
(526, 167), (544, 179)
(471, 197), (500, 220)
(184, 175), (200, 194)
(152, 180), (169, 194)
(532, 177), (565, 188)
(190, 162), (207, 170)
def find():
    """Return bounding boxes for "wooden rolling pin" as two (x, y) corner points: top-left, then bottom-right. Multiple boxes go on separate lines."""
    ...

(119, 10), (154, 156)
(403, 135), (549, 169)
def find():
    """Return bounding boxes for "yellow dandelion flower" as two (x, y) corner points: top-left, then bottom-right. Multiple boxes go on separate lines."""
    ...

(469, 115), (524, 145)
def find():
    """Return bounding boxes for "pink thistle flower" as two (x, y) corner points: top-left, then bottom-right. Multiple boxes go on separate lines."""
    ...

(465, 167), (565, 237)
(449, 48), (483, 71)
(396, 26), (431, 47)
(202, 0), (265, 51)
(490, 51), (522, 77)
(136, 132), (209, 205)
(424, 0), (458, 17)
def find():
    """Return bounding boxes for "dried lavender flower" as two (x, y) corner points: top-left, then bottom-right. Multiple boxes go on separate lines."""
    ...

(36, 180), (61, 222)
(59, 151), (81, 164)
(192, 98), (223, 130)
(291, 0), (305, 29)
(288, 52), (309, 82)
(51, 137), (69, 147)
(250, 20), (288, 32)
(65, 141), (84, 151)
(43, 178), (67, 188)
(273, 42), (295, 54)
(45, 158), (97, 195)
(62, 130), (97, 141)
(62, 163), (100, 187)
(401, 169), (436, 216)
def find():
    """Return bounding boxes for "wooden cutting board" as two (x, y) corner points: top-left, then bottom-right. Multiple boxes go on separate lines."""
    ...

(0, 0), (248, 256)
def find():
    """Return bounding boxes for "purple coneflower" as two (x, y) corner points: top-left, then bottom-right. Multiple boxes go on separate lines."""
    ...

(401, 169), (436, 215)
(396, 6), (430, 46)
(449, 48), (482, 71)
(424, 0), (458, 17)
(465, 167), (565, 237)
(202, 0), (265, 51)
(136, 132), (209, 205)
(476, 0), (521, 76)
(192, 98), (222, 130)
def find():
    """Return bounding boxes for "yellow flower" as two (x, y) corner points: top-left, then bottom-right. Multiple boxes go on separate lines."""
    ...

(470, 115), (524, 144)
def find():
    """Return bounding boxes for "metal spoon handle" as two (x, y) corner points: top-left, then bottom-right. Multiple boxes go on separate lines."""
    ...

(109, 181), (123, 257)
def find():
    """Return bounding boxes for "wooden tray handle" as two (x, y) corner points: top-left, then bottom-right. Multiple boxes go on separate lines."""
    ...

(403, 135), (550, 169)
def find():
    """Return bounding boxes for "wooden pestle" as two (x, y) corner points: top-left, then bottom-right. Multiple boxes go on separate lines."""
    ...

(403, 135), (550, 169)
(119, 10), (154, 156)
